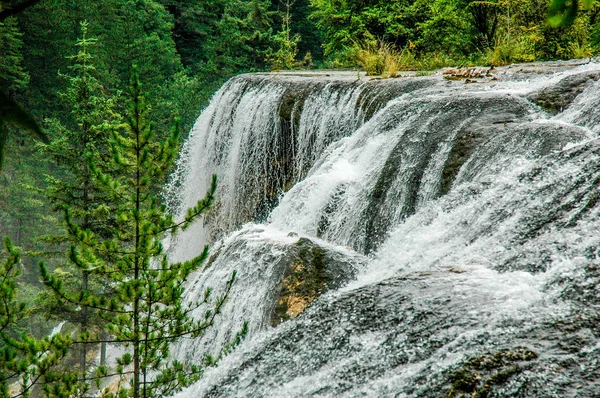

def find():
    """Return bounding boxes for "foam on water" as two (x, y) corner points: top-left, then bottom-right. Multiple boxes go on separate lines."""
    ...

(166, 60), (600, 397)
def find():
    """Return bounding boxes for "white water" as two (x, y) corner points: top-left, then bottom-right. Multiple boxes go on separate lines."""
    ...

(167, 60), (600, 397)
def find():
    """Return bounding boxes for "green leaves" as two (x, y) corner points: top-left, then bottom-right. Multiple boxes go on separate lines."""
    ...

(548, 0), (595, 27)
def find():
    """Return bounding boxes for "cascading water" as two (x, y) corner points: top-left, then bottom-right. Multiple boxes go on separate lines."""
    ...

(166, 61), (600, 397)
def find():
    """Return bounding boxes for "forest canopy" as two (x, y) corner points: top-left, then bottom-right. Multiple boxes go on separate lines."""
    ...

(0, 0), (598, 396)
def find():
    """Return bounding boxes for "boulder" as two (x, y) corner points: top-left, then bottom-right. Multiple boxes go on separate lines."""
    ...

(271, 237), (360, 325)
(527, 71), (600, 114)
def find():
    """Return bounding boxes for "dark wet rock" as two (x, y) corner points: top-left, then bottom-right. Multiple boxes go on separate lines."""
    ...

(361, 93), (534, 254)
(206, 229), (362, 327)
(527, 71), (600, 114)
(271, 238), (359, 326)
(355, 77), (437, 122)
(444, 347), (539, 398)
(202, 269), (600, 398)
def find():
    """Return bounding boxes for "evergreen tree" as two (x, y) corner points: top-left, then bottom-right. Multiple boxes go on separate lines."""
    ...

(0, 238), (71, 398)
(40, 21), (122, 394)
(0, 15), (46, 170)
(0, 1), (42, 22)
(0, 16), (29, 93)
(160, 0), (274, 76)
(268, 0), (301, 69)
(41, 67), (234, 398)
(16, 0), (190, 134)
(271, 0), (322, 62)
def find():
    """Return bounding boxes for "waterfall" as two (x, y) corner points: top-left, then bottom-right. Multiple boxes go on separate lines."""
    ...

(166, 61), (600, 397)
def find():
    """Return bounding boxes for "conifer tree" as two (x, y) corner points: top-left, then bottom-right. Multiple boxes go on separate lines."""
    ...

(40, 21), (122, 393)
(0, 238), (71, 398)
(41, 66), (234, 398)
(0, 16), (46, 170)
(0, 16), (29, 93)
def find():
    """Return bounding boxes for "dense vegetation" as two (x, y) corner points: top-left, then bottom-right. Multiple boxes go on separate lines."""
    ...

(0, 0), (598, 396)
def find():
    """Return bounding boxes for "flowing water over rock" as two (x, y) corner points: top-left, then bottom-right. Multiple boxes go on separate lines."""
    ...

(167, 60), (600, 397)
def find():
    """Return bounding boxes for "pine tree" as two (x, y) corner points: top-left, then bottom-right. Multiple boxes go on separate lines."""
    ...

(39, 21), (122, 394)
(0, 238), (71, 398)
(41, 66), (234, 398)
(0, 16), (29, 93)
(0, 16), (46, 170)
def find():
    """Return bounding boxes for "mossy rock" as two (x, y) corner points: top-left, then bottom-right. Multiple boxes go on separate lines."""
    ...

(444, 347), (538, 398)
(271, 238), (359, 326)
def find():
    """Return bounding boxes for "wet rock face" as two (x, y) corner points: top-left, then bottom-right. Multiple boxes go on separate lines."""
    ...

(202, 269), (600, 398)
(271, 238), (358, 326)
(172, 61), (600, 398)
(204, 228), (362, 329)
(527, 71), (600, 114)
(445, 348), (539, 398)
(172, 225), (364, 365)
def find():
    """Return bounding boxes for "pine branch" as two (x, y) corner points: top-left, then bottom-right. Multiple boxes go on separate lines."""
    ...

(0, 0), (41, 21)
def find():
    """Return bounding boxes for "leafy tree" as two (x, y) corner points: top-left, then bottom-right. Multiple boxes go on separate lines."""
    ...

(269, 0), (301, 69)
(310, 0), (419, 55)
(415, 0), (474, 55)
(40, 67), (234, 398)
(548, 0), (595, 26)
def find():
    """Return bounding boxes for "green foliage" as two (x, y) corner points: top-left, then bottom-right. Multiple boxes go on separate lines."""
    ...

(416, 0), (473, 55)
(268, 0), (301, 69)
(311, 0), (599, 72)
(0, 145), (52, 284)
(161, 0), (274, 76)
(42, 21), (121, 220)
(351, 35), (401, 76)
(0, 14), (47, 170)
(0, 238), (71, 398)
(548, 0), (595, 27)
(38, 22), (124, 391)
(41, 67), (233, 398)
(310, 0), (417, 56)
(16, 0), (188, 132)
(0, 93), (46, 170)
(0, 16), (28, 93)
